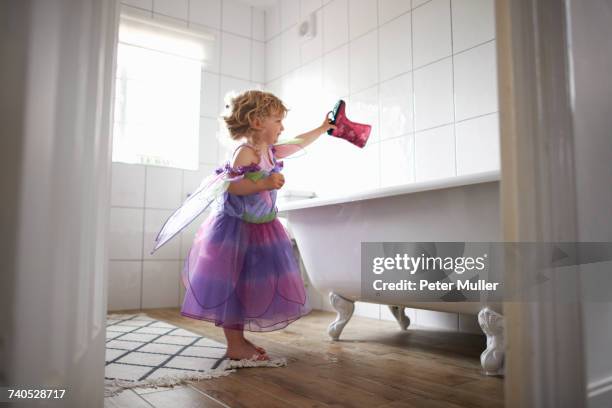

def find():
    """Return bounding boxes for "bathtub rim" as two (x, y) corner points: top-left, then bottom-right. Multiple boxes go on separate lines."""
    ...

(277, 170), (500, 212)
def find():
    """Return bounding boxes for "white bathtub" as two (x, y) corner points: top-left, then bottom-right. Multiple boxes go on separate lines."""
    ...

(277, 171), (505, 375)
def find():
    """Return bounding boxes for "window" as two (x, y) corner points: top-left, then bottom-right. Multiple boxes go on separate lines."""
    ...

(112, 11), (213, 170)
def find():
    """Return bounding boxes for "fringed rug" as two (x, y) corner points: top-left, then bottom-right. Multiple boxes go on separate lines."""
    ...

(105, 313), (286, 397)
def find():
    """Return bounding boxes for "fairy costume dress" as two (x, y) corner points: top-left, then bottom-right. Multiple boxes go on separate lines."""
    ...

(178, 142), (312, 332)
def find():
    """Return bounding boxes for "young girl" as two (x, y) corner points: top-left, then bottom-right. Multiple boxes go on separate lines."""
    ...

(180, 90), (335, 361)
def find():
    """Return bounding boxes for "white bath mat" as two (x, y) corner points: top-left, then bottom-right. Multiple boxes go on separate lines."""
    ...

(105, 313), (286, 397)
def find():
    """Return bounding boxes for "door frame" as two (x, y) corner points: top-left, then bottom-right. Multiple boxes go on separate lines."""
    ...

(495, 0), (586, 406)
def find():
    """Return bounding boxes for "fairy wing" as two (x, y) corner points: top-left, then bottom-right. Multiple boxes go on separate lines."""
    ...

(272, 137), (306, 159)
(150, 164), (255, 254)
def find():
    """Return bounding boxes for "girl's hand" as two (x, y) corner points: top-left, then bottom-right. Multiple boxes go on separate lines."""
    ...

(264, 173), (285, 190)
(319, 115), (337, 134)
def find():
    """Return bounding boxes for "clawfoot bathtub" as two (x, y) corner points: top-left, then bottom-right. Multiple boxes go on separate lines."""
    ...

(278, 171), (505, 376)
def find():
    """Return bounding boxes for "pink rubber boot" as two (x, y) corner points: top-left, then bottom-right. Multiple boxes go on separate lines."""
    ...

(327, 99), (372, 148)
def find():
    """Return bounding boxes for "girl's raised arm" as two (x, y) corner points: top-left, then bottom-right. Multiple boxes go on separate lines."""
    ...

(274, 115), (336, 159)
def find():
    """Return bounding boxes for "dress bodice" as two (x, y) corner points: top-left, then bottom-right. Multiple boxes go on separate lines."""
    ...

(216, 144), (281, 223)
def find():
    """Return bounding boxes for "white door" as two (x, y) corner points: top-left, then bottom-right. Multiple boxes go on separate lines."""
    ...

(0, 1), (119, 407)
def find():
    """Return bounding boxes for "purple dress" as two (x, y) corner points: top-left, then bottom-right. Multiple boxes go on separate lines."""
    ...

(180, 143), (312, 331)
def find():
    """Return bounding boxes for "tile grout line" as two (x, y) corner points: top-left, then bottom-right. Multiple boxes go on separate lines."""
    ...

(376, 0), (382, 194)
(250, 4), (254, 83)
(346, 0), (351, 98)
(410, 0), (417, 182)
(449, 0), (457, 177)
(140, 166), (147, 310)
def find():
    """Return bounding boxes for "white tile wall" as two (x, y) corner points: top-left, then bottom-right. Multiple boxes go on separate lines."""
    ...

(413, 57), (454, 131)
(111, 163), (145, 207)
(221, 32), (251, 80)
(412, 0), (452, 68)
(201, 71), (220, 117)
(416, 309), (459, 330)
(281, 26), (301, 75)
(142, 261), (181, 308)
(348, 0), (378, 40)
(279, 72), (303, 134)
(145, 166), (183, 209)
(322, 0), (349, 53)
(265, 35), (282, 81)
(360, 142), (381, 190)
(349, 29), (378, 93)
(378, 0), (412, 25)
(322, 44), (349, 99)
(380, 73), (414, 140)
(300, 0), (322, 17)
(451, 0), (495, 53)
(412, 0), (432, 9)
(293, 58), (323, 127)
(222, 0), (252, 38)
(379, 12), (412, 81)
(251, 40), (266, 83)
(108, 261), (142, 310)
(252, 8), (265, 41)
(199, 117), (219, 164)
(189, 0), (221, 29)
(380, 134), (415, 187)
(414, 124), (455, 181)
(453, 41), (498, 121)
(109, 207), (143, 260)
(455, 113), (500, 175)
(110, 0), (259, 311)
(264, 3), (281, 40)
(355, 301), (380, 319)
(281, 0), (300, 31)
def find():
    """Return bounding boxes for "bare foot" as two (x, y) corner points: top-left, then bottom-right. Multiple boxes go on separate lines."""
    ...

(226, 339), (269, 361)
(244, 338), (267, 355)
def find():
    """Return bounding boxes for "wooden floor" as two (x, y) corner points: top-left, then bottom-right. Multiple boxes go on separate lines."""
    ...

(105, 308), (504, 408)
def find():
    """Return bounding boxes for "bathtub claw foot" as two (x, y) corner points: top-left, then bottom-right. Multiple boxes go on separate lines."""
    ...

(478, 307), (505, 376)
(328, 292), (355, 340)
(388, 306), (410, 331)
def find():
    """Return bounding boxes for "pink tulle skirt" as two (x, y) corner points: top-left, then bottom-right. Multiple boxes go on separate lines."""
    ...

(180, 212), (312, 332)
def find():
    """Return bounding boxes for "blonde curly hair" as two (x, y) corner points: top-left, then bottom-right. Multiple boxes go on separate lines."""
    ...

(222, 90), (288, 140)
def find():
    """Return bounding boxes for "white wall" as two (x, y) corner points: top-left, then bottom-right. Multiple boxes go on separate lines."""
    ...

(108, 0), (265, 311)
(264, 0), (499, 198)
